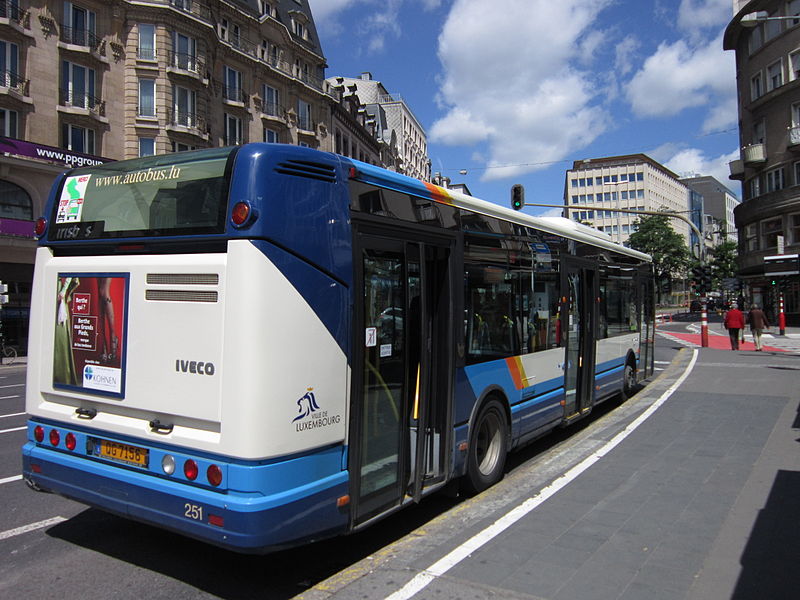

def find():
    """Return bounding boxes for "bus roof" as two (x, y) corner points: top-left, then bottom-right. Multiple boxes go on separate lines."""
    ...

(347, 159), (652, 263)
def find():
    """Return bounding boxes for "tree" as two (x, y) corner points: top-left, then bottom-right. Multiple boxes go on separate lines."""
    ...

(706, 239), (738, 288)
(627, 213), (691, 302)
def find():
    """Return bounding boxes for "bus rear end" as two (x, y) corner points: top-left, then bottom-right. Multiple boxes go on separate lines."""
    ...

(22, 145), (352, 552)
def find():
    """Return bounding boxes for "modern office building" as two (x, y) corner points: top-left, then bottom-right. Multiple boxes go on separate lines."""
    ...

(681, 175), (741, 245)
(724, 0), (800, 322)
(563, 154), (691, 248)
(326, 73), (430, 181)
(0, 0), (331, 351)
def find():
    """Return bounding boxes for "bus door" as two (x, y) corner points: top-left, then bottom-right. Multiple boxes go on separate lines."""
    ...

(562, 260), (598, 418)
(638, 269), (656, 380)
(351, 230), (454, 526)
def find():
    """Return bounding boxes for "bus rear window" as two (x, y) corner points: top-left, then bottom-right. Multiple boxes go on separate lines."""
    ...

(49, 147), (234, 240)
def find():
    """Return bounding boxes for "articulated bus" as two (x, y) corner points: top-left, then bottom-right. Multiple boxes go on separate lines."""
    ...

(23, 143), (654, 553)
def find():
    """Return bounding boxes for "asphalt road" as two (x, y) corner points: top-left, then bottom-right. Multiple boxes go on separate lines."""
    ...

(0, 339), (682, 599)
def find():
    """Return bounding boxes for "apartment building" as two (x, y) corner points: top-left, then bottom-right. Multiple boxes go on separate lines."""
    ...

(0, 0), (330, 351)
(563, 154), (691, 248)
(327, 73), (430, 181)
(724, 0), (800, 322)
(681, 175), (740, 244)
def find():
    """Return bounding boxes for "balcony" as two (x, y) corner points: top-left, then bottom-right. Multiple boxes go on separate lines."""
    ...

(742, 143), (766, 166)
(166, 109), (208, 139)
(222, 86), (247, 105)
(58, 88), (106, 119)
(0, 69), (29, 99)
(0, 1), (29, 31)
(255, 98), (285, 120)
(166, 50), (206, 82)
(728, 158), (744, 181)
(168, 0), (212, 24)
(59, 26), (106, 61)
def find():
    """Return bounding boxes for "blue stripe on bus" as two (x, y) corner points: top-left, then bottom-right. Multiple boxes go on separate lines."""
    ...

(250, 239), (350, 358)
(22, 440), (349, 553)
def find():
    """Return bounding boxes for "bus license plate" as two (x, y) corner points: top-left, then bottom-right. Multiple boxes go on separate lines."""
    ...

(97, 439), (149, 468)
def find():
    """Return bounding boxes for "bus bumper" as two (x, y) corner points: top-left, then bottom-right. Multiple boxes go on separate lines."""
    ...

(22, 441), (350, 553)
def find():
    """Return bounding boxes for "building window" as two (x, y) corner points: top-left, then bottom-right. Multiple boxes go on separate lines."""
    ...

(219, 19), (228, 41)
(172, 32), (197, 72)
(171, 141), (196, 153)
(262, 84), (279, 116)
(790, 213), (800, 243)
(751, 72), (763, 101)
(62, 123), (95, 154)
(61, 61), (96, 109)
(297, 99), (312, 130)
(749, 175), (762, 198)
(761, 217), (783, 248)
(138, 78), (155, 117)
(0, 108), (18, 137)
(0, 40), (19, 88)
(224, 66), (242, 102)
(138, 24), (155, 60)
(63, 2), (96, 48)
(224, 113), (242, 145)
(139, 137), (155, 157)
(263, 127), (279, 143)
(791, 0), (800, 24)
(767, 60), (784, 91)
(766, 167), (785, 192)
(173, 85), (196, 126)
(0, 180), (32, 220)
(744, 223), (758, 251)
(749, 25), (763, 54)
(753, 119), (766, 144)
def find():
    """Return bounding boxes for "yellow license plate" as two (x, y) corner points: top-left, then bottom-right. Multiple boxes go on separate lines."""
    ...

(98, 439), (149, 468)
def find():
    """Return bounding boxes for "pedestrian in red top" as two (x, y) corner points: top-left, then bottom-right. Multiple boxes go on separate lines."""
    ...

(724, 303), (746, 350)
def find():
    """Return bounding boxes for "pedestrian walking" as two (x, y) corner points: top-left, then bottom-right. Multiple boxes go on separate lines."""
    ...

(747, 303), (770, 351)
(724, 303), (745, 350)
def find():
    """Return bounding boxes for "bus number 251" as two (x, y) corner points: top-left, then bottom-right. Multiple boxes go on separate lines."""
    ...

(184, 503), (203, 521)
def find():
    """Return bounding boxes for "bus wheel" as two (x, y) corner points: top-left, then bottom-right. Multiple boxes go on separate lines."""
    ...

(463, 399), (508, 495)
(622, 361), (637, 399)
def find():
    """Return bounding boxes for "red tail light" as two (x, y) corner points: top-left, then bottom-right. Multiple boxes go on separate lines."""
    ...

(231, 201), (251, 227)
(65, 432), (77, 451)
(184, 459), (198, 481)
(34, 217), (47, 237)
(34, 426), (44, 443)
(49, 429), (60, 446)
(207, 464), (222, 487)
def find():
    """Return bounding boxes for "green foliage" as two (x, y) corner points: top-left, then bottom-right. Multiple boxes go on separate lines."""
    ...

(706, 239), (738, 285)
(627, 214), (691, 284)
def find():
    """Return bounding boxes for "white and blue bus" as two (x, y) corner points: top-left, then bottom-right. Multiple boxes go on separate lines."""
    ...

(23, 143), (654, 553)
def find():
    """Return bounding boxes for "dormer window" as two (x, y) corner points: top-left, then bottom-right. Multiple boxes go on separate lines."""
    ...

(289, 11), (309, 41)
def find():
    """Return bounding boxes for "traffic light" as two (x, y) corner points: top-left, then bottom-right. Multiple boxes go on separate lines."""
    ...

(510, 184), (525, 210)
(0, 281), (7, 305)
(690, 266), (710, 294)
(701, 269), (712, 293)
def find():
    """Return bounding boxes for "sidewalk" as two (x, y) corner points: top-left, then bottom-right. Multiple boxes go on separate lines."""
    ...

(302, 347), (800, 600)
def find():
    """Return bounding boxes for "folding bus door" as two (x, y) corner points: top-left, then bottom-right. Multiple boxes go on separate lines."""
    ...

(562, 260), (598, 419)
(351, 230), (454, 526)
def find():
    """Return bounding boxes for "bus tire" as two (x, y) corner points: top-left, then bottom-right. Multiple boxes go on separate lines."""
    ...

(621, 360), (637, 400)
(463, 398), (508, 495)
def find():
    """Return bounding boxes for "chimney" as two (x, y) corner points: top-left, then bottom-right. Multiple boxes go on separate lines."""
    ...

(360, 72), (372, 81)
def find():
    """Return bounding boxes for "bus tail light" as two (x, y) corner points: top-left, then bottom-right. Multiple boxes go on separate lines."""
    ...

(34, 217), (47, 238)
(49, 429), (60, 447)
(34, 426), (44, 443)
(184, 459), (198, 481)
(207, 464), (222, 487)
(65, 433), (77, 451)
(231, 201), (255, 227)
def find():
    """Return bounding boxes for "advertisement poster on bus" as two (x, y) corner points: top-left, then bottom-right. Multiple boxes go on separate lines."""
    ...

(53, 273), (128, 398)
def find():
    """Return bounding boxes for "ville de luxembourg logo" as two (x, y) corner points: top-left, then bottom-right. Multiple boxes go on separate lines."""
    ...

(291, 388), (341, 431)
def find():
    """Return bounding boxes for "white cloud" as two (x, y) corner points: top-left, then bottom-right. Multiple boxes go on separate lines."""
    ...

(614, 38), (640, 76)
(625, 33), (735, 123)
(653, 144), (740, 194)
(677, 0), (731, 39)
(431, 0), (614, 181)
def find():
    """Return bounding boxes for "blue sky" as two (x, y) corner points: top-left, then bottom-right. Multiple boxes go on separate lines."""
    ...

(307, 0), (739, 216)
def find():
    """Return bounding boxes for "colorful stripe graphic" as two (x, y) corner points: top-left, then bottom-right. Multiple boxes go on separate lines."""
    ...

(505, 356), (527, 390)
(423, 182), (455, 205)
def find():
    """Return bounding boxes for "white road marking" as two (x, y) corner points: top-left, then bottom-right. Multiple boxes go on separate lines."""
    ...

(0, 475), (22, 485)
(0, 426), (26, 434)
(385, 349), (700, 600)
(0, 517), (67, 541)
